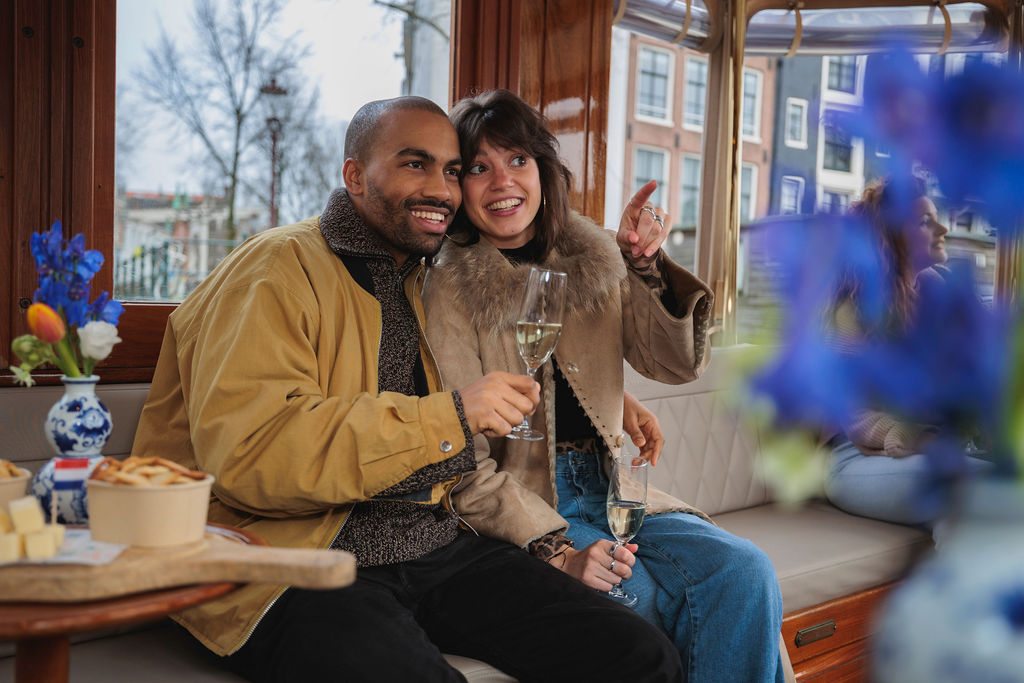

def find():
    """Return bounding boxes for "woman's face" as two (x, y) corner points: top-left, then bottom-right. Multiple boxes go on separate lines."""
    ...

(460, 139), (542, 249)
(906, 196), (949, 272)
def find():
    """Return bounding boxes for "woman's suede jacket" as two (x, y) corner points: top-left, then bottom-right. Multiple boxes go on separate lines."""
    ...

(423, 211), (714, 549)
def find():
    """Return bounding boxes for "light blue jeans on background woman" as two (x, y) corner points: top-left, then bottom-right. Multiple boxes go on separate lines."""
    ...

(825, 438), (992, 527)
(555, 449), (785, 683)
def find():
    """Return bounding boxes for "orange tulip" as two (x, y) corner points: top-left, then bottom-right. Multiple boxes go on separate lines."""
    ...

(26, 303), (66, 344)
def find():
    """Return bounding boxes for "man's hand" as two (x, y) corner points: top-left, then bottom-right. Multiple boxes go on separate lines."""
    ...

(460, 371), (540, 437)
(558, 540), (638, 591)
(616, 179), (669, 269)
(623, 391), (665, 466)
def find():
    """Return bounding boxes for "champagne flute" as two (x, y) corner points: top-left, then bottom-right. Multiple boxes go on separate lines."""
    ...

(605, 454), (648, 606)
(507, 267), (567, 441)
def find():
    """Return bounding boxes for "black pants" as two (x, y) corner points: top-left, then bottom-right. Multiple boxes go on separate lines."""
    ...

(227, 533), (682, 682)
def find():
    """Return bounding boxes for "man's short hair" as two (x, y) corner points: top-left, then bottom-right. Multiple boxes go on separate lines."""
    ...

(344, 96), (448, 162)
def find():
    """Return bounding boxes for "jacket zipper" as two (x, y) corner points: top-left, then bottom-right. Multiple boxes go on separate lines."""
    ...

(232, 511), (351, 654)
(418, 268), (478, 537)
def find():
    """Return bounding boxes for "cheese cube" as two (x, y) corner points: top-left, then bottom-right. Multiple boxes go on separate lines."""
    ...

(46, 523), (65, 549)
(0, 533), (23, 562)
(24, 530), (57, 560)
(9, 496), (45, 534)
(0, 508), (11, 533)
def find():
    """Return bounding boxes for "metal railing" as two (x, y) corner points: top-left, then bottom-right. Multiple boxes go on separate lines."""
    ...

(114, 237), (243, 302)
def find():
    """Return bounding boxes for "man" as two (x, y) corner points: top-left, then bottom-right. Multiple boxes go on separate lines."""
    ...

(131, 96), (682, 682)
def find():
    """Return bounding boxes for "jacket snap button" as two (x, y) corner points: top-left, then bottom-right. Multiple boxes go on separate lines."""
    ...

(440, 440), (453, 453)
(567, 362), (579, 372)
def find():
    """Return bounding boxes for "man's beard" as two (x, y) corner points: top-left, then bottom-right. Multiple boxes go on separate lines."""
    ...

(363, 186), (452, 260)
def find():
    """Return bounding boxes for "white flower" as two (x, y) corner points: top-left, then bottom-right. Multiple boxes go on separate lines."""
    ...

(78, 321), (122, 361)
(9, 365), (36, 387)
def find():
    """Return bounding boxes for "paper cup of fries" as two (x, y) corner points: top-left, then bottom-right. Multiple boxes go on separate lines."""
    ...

(86, 456), (213, 547)
(0, 460), (31, 510)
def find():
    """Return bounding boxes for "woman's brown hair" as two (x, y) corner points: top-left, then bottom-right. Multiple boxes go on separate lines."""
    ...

(841, 174), (929, 331)
(447, 89), (573, 261)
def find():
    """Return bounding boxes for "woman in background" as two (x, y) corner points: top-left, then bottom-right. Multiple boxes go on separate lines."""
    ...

(424, 89), (785, 683)
(825, 176), (989, 526)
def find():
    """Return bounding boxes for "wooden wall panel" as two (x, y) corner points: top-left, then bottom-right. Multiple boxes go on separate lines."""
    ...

(451, 0), (522, 102)
(6, 0), (55, 371)
(2, 0), (119, 384)
(452, 0), (613, 224)
(1, 2), (15, 377)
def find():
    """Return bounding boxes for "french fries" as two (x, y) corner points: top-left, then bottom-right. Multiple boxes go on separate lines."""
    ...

(89, 456), (207, 487)
(0, 459), (27, 479)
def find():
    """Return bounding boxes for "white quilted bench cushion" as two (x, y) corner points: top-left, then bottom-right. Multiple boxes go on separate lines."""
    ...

(0, 621), (517, 682)
(624, 346), (771, 516)
(716, 501), (932, 613)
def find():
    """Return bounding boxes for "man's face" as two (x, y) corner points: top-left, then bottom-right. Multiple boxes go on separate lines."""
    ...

(349, 109), (462, 264)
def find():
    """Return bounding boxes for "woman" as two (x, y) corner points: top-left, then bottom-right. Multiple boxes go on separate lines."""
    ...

(423, 89), (784, 682)
(825, 176), (988, 526)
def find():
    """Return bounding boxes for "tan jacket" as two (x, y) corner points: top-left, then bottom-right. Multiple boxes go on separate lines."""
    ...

(423, 212), (713, 548)
(131, 217), (466, 656)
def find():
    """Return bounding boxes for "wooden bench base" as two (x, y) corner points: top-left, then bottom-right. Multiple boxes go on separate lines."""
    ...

(783, 583), (896, 682)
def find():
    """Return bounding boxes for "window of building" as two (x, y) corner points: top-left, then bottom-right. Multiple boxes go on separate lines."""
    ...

(784, 98), (808, 148)
(780, 176), (805, 215)
(683, 56), (708, 129)
(634, 147), (669, 207)
(741, 69), (762, 140)
(740, 163), (757, 223)
(821, 190), (851, 214)
(955, 210), (974, 232)
(823, 123), (853, 172)
(636, 45), (673, 121)
(827, 55), (858, 93)
(680, 155), (702, 227)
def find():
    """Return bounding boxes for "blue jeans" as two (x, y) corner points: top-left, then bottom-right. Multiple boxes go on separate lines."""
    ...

(555, 450), (784, 683)
(826, 438), (991, 526)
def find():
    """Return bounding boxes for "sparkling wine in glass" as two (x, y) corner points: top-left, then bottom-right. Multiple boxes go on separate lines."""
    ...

(507, 267), (567, 441)
(605, 454), (648, 606)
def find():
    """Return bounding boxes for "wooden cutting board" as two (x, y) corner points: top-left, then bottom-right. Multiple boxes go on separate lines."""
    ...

(0, 526), (355, 602)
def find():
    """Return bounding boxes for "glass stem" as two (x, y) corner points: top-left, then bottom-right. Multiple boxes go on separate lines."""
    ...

(609, 540), (625, 593)
(516, 366), (537, 432)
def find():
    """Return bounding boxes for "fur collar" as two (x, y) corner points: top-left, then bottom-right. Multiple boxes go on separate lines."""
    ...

(430, 211), (627, 330)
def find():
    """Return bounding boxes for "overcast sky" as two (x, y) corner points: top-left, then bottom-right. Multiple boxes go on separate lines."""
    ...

(116, 0), (411, 193)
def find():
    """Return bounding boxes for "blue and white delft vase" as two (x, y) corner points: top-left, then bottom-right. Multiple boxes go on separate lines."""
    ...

(872, 478), (1024, 682)
(30, 375), (110, 524)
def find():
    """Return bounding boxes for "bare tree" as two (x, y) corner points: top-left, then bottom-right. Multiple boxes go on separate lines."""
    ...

(133, 0), (311, 241)
(244, 86), (346, 225)
(276, 115), (348, 224)
(373, 0), (449, 96)
(114, 85), (143, 191)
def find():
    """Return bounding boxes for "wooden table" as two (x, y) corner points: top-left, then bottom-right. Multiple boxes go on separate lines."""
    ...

(0, 581), (238, 683)
(0, 525), (355, 683)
